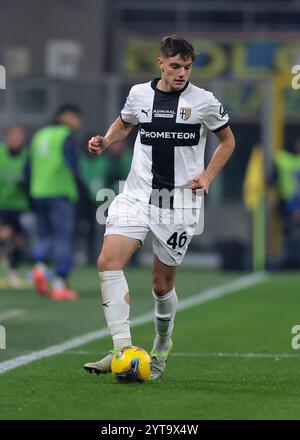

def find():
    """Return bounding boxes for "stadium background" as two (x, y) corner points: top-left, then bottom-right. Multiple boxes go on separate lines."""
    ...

(1, 0), (299, 269)
(1, 0), (300, 421)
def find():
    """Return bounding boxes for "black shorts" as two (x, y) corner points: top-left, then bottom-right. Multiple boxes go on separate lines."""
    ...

(0, 209), (24, 234)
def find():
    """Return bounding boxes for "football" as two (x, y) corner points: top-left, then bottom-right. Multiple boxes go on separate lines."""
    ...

(111, 346), (152, 383)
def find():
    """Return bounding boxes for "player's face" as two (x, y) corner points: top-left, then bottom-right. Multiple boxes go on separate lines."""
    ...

(5, 126), (25, 151)
(59, 112), (82, 131)
(158, 54), (193, 92)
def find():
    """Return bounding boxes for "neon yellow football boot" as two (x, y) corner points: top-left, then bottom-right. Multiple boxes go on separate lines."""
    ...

(83, 348), (119, 375)
(149, 340), (173, 381)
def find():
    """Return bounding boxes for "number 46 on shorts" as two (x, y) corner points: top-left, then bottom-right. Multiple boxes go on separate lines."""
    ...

(166, 232), (187, 250)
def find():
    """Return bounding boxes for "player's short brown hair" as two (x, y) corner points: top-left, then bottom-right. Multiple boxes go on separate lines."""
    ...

(161, 35), (196, 61)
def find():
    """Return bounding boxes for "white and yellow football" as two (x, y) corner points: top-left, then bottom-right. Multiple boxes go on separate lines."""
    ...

(111, 346), (152, 383)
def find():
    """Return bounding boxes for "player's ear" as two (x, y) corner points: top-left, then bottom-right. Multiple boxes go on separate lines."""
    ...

(157, 57), (164, 73)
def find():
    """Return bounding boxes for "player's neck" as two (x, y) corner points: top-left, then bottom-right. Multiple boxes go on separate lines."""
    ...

(156, 78), (177, 93)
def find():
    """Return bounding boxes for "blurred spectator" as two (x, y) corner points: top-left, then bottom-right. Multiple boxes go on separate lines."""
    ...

(0, 125), (29, 287)
(272, 138), (300, 267)
(106, 141), (133, 194)
(78, 134), (110, 263)
(25, 104), (83, 300)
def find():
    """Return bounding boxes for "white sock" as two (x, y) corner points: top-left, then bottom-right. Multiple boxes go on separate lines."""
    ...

(52, 277), (66, 290)
(99, 270), (132, 349)
(152, 288), (178, 353)
(35, 262), (47, 274)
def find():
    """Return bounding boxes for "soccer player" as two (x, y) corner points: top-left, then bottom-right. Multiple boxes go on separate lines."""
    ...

(26, 105), (83, 300)
(0, 125), (29, 287)
(84, 35), (235, 380)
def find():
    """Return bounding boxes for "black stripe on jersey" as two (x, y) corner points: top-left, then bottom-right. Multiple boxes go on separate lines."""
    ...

(139, 86), (201, 208)
(212, 121), (229, 133)
(150, 90), (180, 198)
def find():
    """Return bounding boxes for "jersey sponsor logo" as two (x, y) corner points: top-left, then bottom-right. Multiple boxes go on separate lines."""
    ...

(179, 107), (192, 121)
(153, 109), (176, 119)
(140, 127), (196, 140)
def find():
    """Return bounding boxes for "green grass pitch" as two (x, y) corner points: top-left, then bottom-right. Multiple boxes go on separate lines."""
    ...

(0, 267), (300, 420)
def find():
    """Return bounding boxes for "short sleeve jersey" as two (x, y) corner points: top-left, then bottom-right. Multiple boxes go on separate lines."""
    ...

(121, 78), (229, 208)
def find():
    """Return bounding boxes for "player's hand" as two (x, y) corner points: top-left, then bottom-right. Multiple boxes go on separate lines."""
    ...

(190, 173), (211, 194)
(88, 135), (108, 156)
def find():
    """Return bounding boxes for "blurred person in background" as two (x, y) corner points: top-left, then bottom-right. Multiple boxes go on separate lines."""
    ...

(0, 125), (29, 287)
(273, 137), (300, 267)
(84, 35), (235, 380)
(78, 133), (110, 263)
(25, 105), (83, 300)
(106, 141), (133, 194)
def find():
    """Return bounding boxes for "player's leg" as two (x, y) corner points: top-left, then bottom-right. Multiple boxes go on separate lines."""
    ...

(32, 199), (52, 296)
(98, 233), (141, 348)
(150, 254), (178, 380)
(0, 221), (13, 279)
(84, 193), (149, 375)
(49, 198), (77, 300)
(84, 234), (141, 375)
(11, 233), (24, 269)
(149, 206), (199, 380)
(7, 211), (26, 288)
(0, 211), (23, 287)
(152, 255), (178, 349)
(8, 231), (25, 288)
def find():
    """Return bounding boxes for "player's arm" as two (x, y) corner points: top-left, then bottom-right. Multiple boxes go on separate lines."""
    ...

(191, 126), (235, 194)
(88, 116), (134, 156)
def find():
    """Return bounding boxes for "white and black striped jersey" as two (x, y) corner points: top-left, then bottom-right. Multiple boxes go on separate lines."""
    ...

(121, 78), (229, 208)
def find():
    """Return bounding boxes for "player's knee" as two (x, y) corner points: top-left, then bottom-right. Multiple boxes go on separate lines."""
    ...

(97, 254), (109, 271)
(97, 254), (123, 271)
(152, 277), (174, 296)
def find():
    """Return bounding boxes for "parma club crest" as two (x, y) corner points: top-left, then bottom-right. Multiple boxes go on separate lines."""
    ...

(179, 107), (191, 121)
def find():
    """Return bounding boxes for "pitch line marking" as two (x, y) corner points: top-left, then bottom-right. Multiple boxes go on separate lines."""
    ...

(0, 272), (268, 374)
(64, 350), (300, 360)
(0, 309), (25, 322)
(172, 352), (300, 360)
